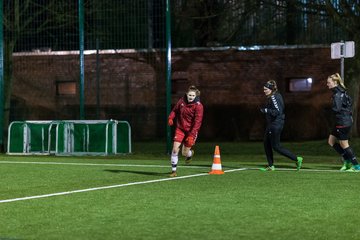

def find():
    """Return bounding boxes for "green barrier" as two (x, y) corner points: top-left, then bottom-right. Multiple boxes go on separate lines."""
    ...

(7, 120), (131, 155)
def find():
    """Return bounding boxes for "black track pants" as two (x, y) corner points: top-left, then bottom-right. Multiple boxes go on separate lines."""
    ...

(263, 126), (297, 166)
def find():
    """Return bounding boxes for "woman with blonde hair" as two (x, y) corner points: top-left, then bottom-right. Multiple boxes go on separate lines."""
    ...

(326, 73), (360, 171)
(260, 80), (303, 171)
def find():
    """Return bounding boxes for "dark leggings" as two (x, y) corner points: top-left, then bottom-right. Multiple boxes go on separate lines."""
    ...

(264, 126), (297, 166)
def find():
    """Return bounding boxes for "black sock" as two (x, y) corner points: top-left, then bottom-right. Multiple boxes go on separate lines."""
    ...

(332, 143), (345, 158)
(344, 147), (359, 165)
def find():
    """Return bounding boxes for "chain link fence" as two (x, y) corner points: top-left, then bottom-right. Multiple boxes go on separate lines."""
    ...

(5, 0), (346, 142)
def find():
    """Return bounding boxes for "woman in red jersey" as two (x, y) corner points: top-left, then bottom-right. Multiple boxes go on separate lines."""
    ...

(167, 85), (204, 177)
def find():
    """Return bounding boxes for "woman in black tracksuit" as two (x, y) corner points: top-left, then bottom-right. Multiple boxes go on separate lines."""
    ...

(260, 80), (303, 171)
(327, 73), (360, 172)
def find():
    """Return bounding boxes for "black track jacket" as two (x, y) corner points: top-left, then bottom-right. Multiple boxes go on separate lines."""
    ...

(331, 86), (353, 127)
(264, 92), (285, 128)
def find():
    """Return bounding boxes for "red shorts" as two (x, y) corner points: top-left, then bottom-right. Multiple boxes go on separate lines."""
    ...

(173, 128), (197, 147)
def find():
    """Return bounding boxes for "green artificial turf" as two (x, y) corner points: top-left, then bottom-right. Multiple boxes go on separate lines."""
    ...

(0, 140), (359, 240)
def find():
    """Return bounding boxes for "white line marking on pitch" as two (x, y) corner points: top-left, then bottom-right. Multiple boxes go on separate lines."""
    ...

(247, 167), (347, 173)
(0, 161), (345, 173)
(0, 168), (247, 204)
(0, 161), (208, 169)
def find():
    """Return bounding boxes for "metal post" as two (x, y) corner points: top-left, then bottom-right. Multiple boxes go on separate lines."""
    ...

(341, 56), (344, 81)
(0, 0), (4, 149)
(78, 0), (85, 120)
(96, 38), (100, 119)
(165, 0), (172, 154)
(340, 40), (344, 81)
(147, 0), (154, 49)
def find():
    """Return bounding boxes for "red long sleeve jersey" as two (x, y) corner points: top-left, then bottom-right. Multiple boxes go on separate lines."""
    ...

(168, 97), (204, 137)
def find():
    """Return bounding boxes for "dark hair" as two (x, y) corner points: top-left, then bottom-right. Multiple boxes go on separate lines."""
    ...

(264, 80), (277, 92)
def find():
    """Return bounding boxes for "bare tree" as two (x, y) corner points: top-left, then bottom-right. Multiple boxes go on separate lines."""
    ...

(2, 0), (79, 150)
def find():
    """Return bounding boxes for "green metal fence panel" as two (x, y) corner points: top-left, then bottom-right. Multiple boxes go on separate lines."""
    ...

(7, 121), (55, 154)
(55, 122), (65, 154)
(7, 120), (131, 155)
(27, 122), (49, 153)
(54, 120), (131, 155)
(117, 121), (132, 154)
(48, 123), (58, 153)
(7, 122), (25, 153)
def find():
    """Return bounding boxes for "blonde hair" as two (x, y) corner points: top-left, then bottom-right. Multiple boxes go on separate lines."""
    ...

(187, 85), (200, 96)
(328, 73), (346, 89)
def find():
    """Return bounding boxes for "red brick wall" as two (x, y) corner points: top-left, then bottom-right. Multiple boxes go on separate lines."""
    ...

(11, 46), (340, 140)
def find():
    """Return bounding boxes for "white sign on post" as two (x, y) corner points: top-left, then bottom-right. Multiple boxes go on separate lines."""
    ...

(331, 41), (355, 59)
(330, 41), (355, 82)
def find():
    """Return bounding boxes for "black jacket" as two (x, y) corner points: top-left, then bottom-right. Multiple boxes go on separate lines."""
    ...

(264, 92), (285, 128)
(331, 86), (353, 127)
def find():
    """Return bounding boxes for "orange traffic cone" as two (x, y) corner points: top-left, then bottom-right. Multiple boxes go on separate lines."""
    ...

(209, 145), (224, 174)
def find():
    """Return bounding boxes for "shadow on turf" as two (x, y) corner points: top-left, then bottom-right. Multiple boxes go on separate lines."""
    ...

(104, 169), (169, 176)
(182, 164), (238, 169)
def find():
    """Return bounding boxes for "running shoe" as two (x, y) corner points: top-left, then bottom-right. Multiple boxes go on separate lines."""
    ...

(346, 165), (360, 172)
(260, 166), (275, 171)
(340, 160), (352, 171)
(296, 156), (303, 171)
(169, 171), (177, 177)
